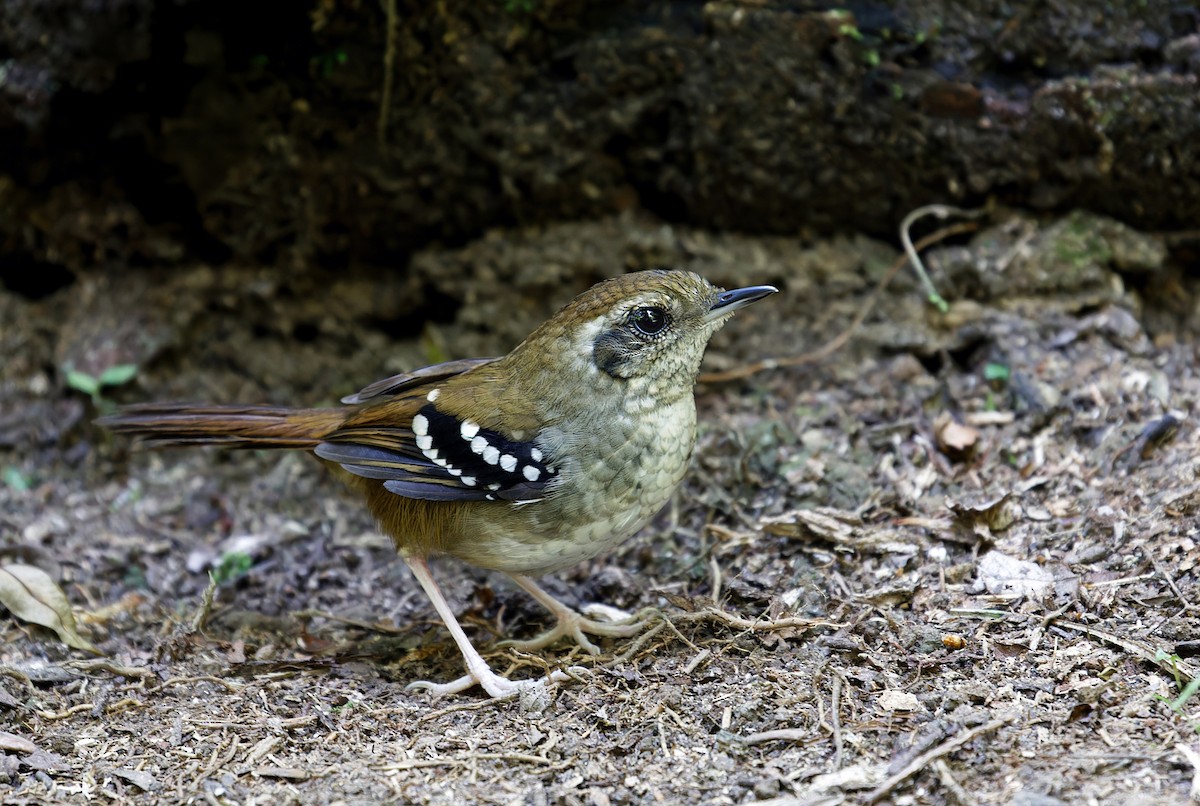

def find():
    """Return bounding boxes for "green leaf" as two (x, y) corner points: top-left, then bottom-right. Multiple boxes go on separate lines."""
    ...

(3, 467), (31, 491)
(212, 551), (254, 585)
(65, 369), (100, 397)
(98, 363), (138, 387)
(984, 362), (1011, 383)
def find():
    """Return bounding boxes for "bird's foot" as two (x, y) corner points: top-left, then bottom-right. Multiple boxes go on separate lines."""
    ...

(497, 606), (650, 655)
(406, 666), (580, 699)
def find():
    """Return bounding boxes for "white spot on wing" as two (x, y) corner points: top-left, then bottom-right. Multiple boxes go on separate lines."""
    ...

(421, 447), (439, 461)
(461, 476), (476, 486)
(426, 389), (440, 402)
(416, 434), (433, 451)
(523, 465), (540, 482)
(461, 420), (480, 440)
(448, 467), (462, 476)
(483, 446), (500, 465)
(412, 414), (429, 436)
(530, 448), (543, 462)
(470, 435), (487, 454)
(500, 454), (517, 473)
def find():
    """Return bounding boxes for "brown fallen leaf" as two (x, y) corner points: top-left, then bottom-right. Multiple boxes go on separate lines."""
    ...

(934, 412), (980, 461)
(0, 731), (37, 755)
(0, 563), (99, 654)
(947, 493), (1018, 536)
(761, 508), (919, 554)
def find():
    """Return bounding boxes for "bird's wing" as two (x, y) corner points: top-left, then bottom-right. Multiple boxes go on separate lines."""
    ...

(317, 363), (557, 503)
(339, 357), (500, 404)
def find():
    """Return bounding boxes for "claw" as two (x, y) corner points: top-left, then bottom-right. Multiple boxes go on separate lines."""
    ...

(407, 667), (570, 699)
(498, 615), (647, 654)
(503, 573), (651, 654)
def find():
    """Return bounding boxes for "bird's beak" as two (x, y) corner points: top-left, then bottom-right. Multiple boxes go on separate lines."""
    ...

(704, 285), (779, 323)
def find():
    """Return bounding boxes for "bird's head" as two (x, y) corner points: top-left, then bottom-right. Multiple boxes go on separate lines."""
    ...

(517, 270), (777, 403)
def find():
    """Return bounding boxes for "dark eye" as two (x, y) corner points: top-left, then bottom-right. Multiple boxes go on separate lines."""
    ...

(630, 306), (670, 336)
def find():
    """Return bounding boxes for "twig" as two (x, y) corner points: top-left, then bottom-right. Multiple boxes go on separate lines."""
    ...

(191, 574), (218, 633)
(604, 620), (667, 666)
(674, 607), (842, 634)
(698, 221), (981, 384)
(294, 608), (408, 634)
(737, 728), (812, 745)
(151, 675), (244, 694)
(866, 715), (1014, 803)
(374, 752), (571, 771)
(192, 735), (240, 790)
(658, 617), (700, 653)
(1047, 619), (1200, 683)
(377, 0), (398, 145)
(933, 758), (975, 805)
(682, 648), (711, 675)
(899, 204), (989, 312)
(1175, 743), (1200, 800)
(418, 696), (516, 723)
(1143, 547), (1199, 612)
(63, 659), (155, 679)
(1029, 602), (1074, 652)
(831, 673), (844, 770)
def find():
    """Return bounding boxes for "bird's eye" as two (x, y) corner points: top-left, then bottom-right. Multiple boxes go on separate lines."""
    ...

(630, 306), (670, 336)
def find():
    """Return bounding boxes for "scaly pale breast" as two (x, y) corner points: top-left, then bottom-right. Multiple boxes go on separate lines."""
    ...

(446, 395), (698, 574)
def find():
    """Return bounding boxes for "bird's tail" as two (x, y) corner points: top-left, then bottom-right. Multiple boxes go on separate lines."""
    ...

(98, 403), (346, 450)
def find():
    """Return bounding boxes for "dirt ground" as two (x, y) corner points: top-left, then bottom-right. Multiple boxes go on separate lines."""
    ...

(3, 211), (1200, 804)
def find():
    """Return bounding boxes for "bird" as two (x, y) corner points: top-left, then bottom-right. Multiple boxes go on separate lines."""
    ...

(100, 270), (777, 698)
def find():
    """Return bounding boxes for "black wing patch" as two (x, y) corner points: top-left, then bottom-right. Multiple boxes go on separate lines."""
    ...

(314, 404), (557, 503)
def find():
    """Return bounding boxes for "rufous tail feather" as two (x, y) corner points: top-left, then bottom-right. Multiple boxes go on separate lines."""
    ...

(98, 404), (345, 449)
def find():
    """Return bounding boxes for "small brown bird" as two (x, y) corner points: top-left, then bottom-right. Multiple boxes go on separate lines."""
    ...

(101, 270), (776, 697)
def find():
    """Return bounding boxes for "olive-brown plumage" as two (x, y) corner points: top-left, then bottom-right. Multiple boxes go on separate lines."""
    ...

(101, 270), (776, 697)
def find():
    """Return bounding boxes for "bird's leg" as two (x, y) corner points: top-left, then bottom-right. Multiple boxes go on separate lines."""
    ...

(402, 555), (568, 698)
(498, 573), (649, 655)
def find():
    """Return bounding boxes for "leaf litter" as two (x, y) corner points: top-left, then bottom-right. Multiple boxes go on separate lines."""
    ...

(1, 211), (1199, 803)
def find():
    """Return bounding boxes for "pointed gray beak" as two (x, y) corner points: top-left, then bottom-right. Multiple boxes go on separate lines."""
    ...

(704, 285), (778, 323)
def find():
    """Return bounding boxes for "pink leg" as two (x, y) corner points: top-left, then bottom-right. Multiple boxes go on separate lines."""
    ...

(402, 555), (567, 698)
(499, 573), (648, 655)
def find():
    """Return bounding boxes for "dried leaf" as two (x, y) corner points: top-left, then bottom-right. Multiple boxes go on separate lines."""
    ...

(0, 731), (37, 754)
(254, 766), (311, 780)
(856, 582), (918, 606)
(974, 551), (1053, 598)
(0, 563), (99, 653)
(107, 767), (159, 791)
(934, 412), (980, 461)
(948, 493), (1018, 535)
(762, 508), (919, 553)
(0, 683), (19, 709)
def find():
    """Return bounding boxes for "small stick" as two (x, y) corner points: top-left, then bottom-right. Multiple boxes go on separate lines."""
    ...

(831, 673), (844, 770)
(866, 715), (1014, 803)
(899, 204), (989, 312)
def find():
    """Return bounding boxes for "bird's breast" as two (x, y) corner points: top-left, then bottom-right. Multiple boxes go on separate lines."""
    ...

(450, 395), (698, 574)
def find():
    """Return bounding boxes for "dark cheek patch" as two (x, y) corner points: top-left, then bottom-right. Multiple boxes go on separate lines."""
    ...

(593, 330), (632, 377)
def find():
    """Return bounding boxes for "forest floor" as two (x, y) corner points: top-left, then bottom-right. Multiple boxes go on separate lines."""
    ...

(2, 210), (1200, 804)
